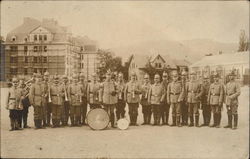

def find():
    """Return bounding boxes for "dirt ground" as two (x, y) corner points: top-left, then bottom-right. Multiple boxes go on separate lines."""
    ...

(0, 86), (249, 158)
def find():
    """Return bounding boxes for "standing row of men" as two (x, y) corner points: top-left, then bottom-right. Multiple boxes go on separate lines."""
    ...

(6, 69), (240, 131)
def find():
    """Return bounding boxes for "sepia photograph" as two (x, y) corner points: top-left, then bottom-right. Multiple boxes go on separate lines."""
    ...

(0, 1), (249, 158)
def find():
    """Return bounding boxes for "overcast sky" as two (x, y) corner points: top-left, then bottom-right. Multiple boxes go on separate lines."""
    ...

(1, 1), (249, 49)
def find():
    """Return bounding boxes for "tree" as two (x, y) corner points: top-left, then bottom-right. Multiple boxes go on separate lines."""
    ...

(238, 30), (249, 52)
(97, 49), (125, 80)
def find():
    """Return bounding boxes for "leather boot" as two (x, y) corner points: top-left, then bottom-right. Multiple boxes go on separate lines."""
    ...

(9, 119), (15, 131)
(148, 113), (152, 125)
(15, 120), (22, 130)
(166, 113), (169, 125)
(142, 114), (147, 125)
(224, 114), (232, 128)
(188, 116), (194, 127)
(23, 118), (31, 128)
(171, 116), (176, 126)
(210, 114), (217, 127)
(52, 119), (56, 128)
(216, 113), (221, 128)
(39, 120), (45, 129)
(177, 116), (182, 127)
(157, 115), (161, 126)
(153, 114), (157, 126)
(195, 116), (200, 127)
(70, 117), (75, 127)
(129, 115), (133, 126)
(232, 114), (238, 130)
(47, 115), (51, 127)
(111, 113), (116, 128)
(134, 115), (138, 126)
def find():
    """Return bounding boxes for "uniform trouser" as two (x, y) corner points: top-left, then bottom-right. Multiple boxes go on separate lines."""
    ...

(142, 104), (152, 124)
(33, 106), (44, 128)
(128, 103), (139, 124)
(226, 104), (238, 127)
(43, 102), (52, 125)
(17, 106), (29, 128)
(80, 99), (87, 124)
(89, 104), (101, 110)
(152, 104), (161, 125)
(161, 103), (170, 124)
(70, 106), (81, 125)
(104, 104), (116, 126)
(181, 101), (188, 124)
(51, 104), (61, 126)
(188, 103), (199, 124)
(171, 103), (181, 124)
(9, 110), (19, 129)
(116, 101), (126, 120)
(202, 103), (211, 125)
(211, 105), (222, 126)
(61, 101), (70, 124)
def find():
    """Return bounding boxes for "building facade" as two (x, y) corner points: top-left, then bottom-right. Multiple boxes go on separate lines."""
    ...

(4, 17), (99, 80)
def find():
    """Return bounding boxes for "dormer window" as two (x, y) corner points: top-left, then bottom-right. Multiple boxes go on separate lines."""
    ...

(34, 35), (37, 41)
(24, 37), (28, 42)
(11, 36), (17, 42)
(44, 35), (47, 41)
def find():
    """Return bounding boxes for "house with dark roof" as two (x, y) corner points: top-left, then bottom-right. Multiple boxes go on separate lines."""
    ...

(4, 17), (98, 80)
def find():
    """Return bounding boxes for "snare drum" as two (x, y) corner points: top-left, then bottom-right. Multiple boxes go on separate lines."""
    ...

(117, 118), (129, 130)
(86, 108), (110, 130)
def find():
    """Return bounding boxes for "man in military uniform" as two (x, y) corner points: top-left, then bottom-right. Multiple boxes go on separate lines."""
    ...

(99, 70), (118, 128)
(42, 71), (50, 127)
(180, 70), (188, 126)
(17, 78), (31, 128)
(224, 71), (240, 130)
(161, 71), (170, 125)
(148, 74), (165, 126)
(50, 75), (64, 128)
(79, 73), (88, 125)
(29, 73), (46, 129)
(124, 72), (141, 126)
(186, 71), (203, 127)
(61, 75), (70, 126)
(140, 74), (151, 125)
(200, 75), (211, 127)
(207, 73), (224, 128)
(116, 72), (126, 120)
(167, 71), (184, 127)
(6, 78), (23, 131)
(87, 73), (101, 109)
(69, 74), (83, 126)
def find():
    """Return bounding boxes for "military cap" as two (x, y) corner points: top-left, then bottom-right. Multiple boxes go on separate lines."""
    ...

(154, 73), (160, 78)
(228, 70), (236, 76)
(62, 75), (68, 79)
(162, 71), (168, 77)
(44, 71), (50, 76)
(203, 74), (209, 79)
(212, 72), (220, 78)
(118, 72), (123, 77)
(106, 69), (112, 75)
(189, 71), (197, 75)
(72, 73), (78, 79)
(53, 75), (59, 81)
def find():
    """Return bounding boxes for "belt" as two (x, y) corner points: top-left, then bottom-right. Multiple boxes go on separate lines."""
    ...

(170, 92), (180, 95)
(188, 91), (197, 93)
(51, 94), (60, 96)
(9, 98), (16, 100)
(212, 93), (220, 96)
(227, 93), (234, 96)
(70, 93), (78, 95)
(34, 94), (42, 96)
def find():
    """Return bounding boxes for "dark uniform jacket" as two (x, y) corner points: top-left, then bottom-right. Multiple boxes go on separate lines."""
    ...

(148, 82), (165, 105)
(224, 81), (240, 105)
(167, 81), (184, 104)
(140, 82), (151, 106)
(207, 82), (224, 105)
(186, 80), (203, 104)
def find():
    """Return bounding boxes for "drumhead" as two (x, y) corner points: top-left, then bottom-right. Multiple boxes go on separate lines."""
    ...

(117, 118), (129, 130)
(87, 108), (110, 130)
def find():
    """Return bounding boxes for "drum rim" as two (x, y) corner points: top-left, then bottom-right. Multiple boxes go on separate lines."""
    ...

(86, 108), (110, 130)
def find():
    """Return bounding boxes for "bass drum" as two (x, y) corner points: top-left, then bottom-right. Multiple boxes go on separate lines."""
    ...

(117, 118), (129, 130)
(86, 108), (110, 130)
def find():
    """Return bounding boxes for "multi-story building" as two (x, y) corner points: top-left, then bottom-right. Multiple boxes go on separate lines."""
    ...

(4, 17), (99, 80)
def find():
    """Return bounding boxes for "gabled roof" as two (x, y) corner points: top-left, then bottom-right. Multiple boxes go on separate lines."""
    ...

(149, 54), (166, 63)
(190, 51), (249, 68)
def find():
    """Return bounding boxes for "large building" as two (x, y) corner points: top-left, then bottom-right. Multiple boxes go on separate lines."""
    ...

(4, 17), (99, 80)
(189, 51), (249, 84)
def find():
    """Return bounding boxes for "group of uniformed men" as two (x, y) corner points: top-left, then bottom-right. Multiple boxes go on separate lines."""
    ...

(6, 68), (240, 131)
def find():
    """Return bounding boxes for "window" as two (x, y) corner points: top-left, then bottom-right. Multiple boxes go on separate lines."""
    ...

(44, 35), (47, 41)
(44, 46), (47, 52)
(34, 68), (37, 73)
(34, 46), (38, 52)
(34, 35), (37, 41)
(25, 56), (28, 63)
(24, 37), (28, 42)
(159, 63), (162, 68)
(10, 57), (14, 63)
(33, 57), (38, 63)
(10, 46), (18, 52)
(24, 46), (28, 53)
(43, 68), (47, 73)
(11, 36), (17, 42)
(43, 57), (47, 63)
(39, 35), (43, 41)
(38, 57), (42, 63)
(24, 68), (28, 75)
(38, 46), (42, 52)
(80, 46), (84, 51)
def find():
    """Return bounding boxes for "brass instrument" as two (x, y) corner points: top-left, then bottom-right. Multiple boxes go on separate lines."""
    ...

(18, 96), (24, 110)
(132, 85), (135, 98)
(79, 94), (82, 103)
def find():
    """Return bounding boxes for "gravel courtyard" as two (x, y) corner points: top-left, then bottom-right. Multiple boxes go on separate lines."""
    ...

(1, 86), (249, 158)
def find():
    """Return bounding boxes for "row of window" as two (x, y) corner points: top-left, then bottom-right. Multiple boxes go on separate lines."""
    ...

(9, 45), (47, 52)
(10, 57), (48, 63)
(34, 35), (47, 41)
(10, 68), (47, 75)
